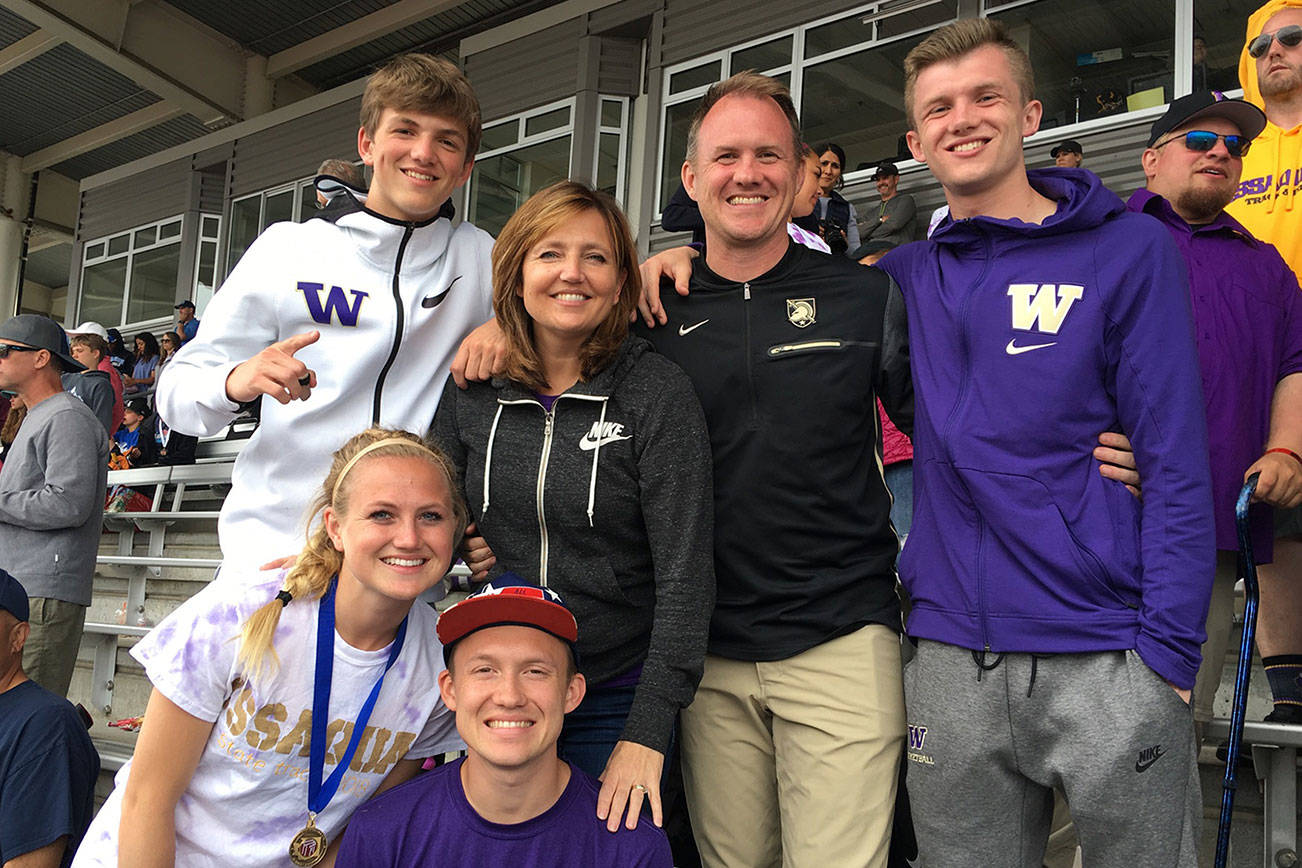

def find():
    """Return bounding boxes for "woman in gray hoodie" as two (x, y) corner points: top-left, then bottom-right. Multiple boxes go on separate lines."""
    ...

(431, 181), (714, 837)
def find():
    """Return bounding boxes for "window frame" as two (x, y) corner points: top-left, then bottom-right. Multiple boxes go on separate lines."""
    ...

(79, 215), (185, 330)
(656, 0), (1207, 220)
(656, 1), (960, 218)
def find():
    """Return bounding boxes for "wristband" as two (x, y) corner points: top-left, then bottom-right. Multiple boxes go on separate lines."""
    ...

(1266, 447), (1302, 469)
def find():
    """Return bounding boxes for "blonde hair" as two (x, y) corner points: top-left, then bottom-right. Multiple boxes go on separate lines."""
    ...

(685, 71), (802, 164)
(236, 428), (469, 676)
(492, 181), (641, 393)
(360, 53), (482, 158)
(903, 19), (1035, 128)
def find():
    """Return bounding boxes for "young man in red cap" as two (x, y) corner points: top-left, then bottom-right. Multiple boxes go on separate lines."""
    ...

(337, 575), (671, 867)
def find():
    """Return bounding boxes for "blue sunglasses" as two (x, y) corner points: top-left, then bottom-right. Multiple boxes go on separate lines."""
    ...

(1155, 130), (1251, 158)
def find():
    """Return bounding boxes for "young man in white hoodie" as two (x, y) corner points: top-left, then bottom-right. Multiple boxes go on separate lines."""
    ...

(157, 54), (500, 572)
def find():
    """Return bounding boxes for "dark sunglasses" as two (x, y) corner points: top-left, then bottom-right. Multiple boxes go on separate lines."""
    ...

(1249, 24), (1302, 58)
(0, 343), (41, 358)
(1155, 130), (1251, 158)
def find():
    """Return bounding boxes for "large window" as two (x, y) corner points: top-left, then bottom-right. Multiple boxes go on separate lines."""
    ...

(658, 2), (959, 213)
(227, 179), (319, 274)
(80, 217), (183, 328)
(658, 0), (1226, 216)
(985, 0), (1176, 127)
(193, 213), (221, 316)
(466, 97), (629, 238)
(1193, 0), (1256, 93)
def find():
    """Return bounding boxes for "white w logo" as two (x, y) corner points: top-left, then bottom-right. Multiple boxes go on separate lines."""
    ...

(1007, 283), (1083, 334)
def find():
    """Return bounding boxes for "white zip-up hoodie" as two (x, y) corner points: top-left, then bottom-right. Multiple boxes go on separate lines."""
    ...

(156, 208), (494, 571)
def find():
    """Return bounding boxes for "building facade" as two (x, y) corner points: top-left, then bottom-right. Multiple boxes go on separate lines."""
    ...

(69, 0), (1259, 332)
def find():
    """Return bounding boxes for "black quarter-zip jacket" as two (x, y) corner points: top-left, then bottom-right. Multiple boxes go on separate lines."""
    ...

(637, 240), (913, 661)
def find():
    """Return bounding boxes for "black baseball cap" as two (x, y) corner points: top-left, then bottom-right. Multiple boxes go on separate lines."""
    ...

(0, 569), (29, 622)
(0, 315), (83, 372)
(872, 161), (899, 179)
(1147, 91), (1266, 147)
(174, 300), (195, 310)
(1051, 139), (1083, 158)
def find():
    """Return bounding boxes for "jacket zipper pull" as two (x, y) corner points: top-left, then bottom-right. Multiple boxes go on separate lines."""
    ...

(743, 282), (751, 300)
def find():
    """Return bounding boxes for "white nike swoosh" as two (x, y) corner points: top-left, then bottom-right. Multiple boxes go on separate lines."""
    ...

(579, 434), (632, 451)
(678, 319), (709, 336)
(1005, 339), (1057, 355)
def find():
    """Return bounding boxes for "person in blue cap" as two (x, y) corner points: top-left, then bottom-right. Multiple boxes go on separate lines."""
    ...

(0, 568), (99, 868)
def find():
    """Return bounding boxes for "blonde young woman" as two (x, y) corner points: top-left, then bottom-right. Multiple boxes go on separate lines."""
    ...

(431, 181), (714, 837)
(73, 428), (467, 868)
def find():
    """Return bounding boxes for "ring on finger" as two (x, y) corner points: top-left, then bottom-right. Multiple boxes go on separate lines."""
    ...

(298, 375), (311, 386)
(633, 784), (647, 792)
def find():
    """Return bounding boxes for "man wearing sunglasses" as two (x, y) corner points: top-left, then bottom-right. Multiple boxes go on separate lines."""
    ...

(1129, 91), (1302, 742)
(0, 315), (108, 698)
(1228, 0), (1302, 728)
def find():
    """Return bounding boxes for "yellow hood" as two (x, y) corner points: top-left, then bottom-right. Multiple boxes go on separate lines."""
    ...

(1240, 0), (1302, 109)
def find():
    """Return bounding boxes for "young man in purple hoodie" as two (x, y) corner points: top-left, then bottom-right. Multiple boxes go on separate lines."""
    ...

(876, 19), (1215, 864)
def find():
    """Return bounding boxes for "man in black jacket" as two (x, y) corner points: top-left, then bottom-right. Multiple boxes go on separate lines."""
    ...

(636, 71), (912, 868)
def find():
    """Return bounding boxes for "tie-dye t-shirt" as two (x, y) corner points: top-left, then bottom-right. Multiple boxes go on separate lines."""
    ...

(72, 571), (462, 867)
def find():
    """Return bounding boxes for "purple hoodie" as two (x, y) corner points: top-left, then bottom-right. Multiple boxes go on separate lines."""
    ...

(879, 169), (1215, 689)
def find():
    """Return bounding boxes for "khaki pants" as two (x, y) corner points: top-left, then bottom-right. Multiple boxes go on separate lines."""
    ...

(680, 624), (905, 868)
(22, 597), (86, 698)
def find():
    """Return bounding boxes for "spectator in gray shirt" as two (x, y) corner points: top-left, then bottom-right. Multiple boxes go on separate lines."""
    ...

(0, 315), (108, 697)
(862, 161), (918, 246)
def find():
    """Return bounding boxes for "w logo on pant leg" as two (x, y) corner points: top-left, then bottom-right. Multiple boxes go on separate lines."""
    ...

(298, 282), (369, 327)
(907, 724), (928, 750)
(1007, 283), (1083, 334)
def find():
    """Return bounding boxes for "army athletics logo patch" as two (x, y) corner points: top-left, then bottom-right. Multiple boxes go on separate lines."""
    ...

(786, 297), (816, 328)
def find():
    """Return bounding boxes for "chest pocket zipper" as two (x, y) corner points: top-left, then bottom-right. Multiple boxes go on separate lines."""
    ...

(767, 339), (876, 358)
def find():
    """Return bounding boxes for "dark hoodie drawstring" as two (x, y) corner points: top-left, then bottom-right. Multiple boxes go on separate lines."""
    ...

(972, 649), (1005, 682)
(1028, 654), (1047, 698)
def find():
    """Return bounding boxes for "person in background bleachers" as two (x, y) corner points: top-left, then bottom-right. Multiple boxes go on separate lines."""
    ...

(123, 333), (159, 397)
(60, 343), (114, 437)
(0, 394), (24, 467)
(113, 398), (157, 468)
(74, 429), (464, 868)
(0, 569), (100, 868)
(1051, 138), (1084, 168)
(788, 144), (832, 252)
(173, 301), (199, 345)
(0, 315), (108, 698)
(105, 328), (133, 378)
(66, 333), (120, 436)
(153, 332), (182, 405)
(66, 324), (123, 433)
(809, 142), (861, 255)
(861, 162), (918, 247)
(316, 158), (366, 208)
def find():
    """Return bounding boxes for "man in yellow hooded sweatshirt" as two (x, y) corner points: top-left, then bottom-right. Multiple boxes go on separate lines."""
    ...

(1228, 0), (1302, 726)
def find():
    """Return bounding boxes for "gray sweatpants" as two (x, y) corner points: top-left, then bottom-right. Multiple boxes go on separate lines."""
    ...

(903, 640), (1199, 868)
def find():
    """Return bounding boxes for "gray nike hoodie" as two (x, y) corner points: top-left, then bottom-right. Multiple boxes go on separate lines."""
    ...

(431, 335), (714, 753)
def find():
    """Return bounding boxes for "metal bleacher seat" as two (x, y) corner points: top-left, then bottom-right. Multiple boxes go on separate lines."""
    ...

(83, 435), (239, 721)
(1205, 717), (1302, 866)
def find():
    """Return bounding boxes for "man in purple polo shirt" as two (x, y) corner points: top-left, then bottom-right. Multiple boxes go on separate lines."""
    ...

(336, 577), (672, 867)
(1128, 91), (1302, 737)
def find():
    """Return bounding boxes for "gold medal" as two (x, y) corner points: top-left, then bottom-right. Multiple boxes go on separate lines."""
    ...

(289, 814), (328, 867)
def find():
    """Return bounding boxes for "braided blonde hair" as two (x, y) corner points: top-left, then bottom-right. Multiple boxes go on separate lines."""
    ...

(236, 427), (468, 676)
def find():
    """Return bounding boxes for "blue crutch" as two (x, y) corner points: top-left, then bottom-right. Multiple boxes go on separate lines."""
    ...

(1214, 472), (1261, 868)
